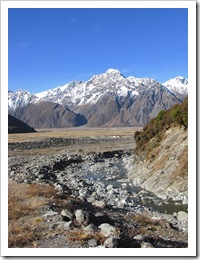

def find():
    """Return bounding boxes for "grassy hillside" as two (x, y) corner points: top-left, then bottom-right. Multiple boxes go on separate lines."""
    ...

(134, 97), (188, 159)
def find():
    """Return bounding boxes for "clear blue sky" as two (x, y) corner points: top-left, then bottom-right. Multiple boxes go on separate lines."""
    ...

(8, 8), (188, 93)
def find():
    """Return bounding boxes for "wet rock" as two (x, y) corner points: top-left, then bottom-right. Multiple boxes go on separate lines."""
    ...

(104, 236), (119, 248)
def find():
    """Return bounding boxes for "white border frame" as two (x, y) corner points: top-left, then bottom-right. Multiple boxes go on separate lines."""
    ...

(1, 1), (196, 257)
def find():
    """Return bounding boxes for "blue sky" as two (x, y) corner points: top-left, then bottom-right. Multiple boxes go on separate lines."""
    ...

(8, 8), (188, 93)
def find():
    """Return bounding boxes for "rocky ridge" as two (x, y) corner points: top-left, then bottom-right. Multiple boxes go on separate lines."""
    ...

(8, 69), (187, 128)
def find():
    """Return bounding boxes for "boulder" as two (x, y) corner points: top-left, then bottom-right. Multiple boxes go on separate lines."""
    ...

(84, 224), (99, 233)
(99, 223), (117, 237)
(177, 211), (188, 222)
(61, 209), (74, 221)
(141, 242), (154, 248)
(92, 200), (107, 209)
(104, 236), (119, 248)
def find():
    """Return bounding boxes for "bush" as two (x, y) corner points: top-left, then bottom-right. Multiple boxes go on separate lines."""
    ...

(134, 97), (188, 158)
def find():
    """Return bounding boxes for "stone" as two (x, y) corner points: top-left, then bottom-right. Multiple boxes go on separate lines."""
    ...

(106, 184), (114, 191)
(177, 211), (188, 222)
(104, 236), (119, 248)
(54, 221), (73, 230)
(95, 212), (109, 224)
(92, 200), (107, 209)
(88, 238), (99, 247)
(61, 209), (74, 221)
(141, 242), (154, 248)
(87, 196), (95, 203)
(99, 223), (117, 237)
(75, 209), (90, 226)
(133, 234), (146, 241)
(84, 224), (99, 233)
(43, 211), (58, 218)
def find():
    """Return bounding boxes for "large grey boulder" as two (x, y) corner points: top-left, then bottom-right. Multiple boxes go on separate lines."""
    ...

(99, 223), (117, 237)
(84, 224), (99, 233)
(61, 209), (74, 221)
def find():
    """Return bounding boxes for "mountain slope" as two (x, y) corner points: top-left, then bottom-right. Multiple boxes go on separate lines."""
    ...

(163, 76), (188, 101)
(8, 69), (188, 128)
(8, 114), (37, 134)
(10, 101), (87, 129)
(127, 97), (188, 202)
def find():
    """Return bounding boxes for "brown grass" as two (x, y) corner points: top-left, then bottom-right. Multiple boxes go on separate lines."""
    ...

(8, 183), (58, 248)
(8, 127), (141, 143)
(67, 229), (106, 245)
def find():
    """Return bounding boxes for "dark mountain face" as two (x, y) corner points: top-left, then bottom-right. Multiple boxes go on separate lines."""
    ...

(10, 101), (87, 129)
(8, 114), (37, 134)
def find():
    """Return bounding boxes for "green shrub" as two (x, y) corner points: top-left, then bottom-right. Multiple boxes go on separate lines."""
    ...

(134, 97), (188, 158)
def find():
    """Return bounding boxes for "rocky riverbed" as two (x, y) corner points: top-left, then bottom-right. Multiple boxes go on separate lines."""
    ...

(8, 137), (188, 248)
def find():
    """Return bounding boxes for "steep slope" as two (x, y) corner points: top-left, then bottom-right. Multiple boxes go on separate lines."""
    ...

(163, 76), (188, 101)
(8, 69), (188, 128)
(8, 114), (36, 134)
(10, 101), (87, 129)
(127, 98), (188, 202)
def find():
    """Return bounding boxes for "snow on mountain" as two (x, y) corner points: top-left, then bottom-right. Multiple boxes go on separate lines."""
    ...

(8, 90), (38, 111)
(8, 70), (188, 114)
(34, 69), (153, 108)
(162, 76), (188, 100)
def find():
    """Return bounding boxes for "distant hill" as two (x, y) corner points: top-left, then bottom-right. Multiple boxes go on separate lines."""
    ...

(8, 114), (37, 134)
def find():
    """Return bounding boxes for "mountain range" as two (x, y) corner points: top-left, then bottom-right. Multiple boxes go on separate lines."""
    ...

(8, 69), (188, 128)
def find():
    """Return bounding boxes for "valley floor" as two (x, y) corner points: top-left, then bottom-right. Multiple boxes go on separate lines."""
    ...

(8, 128), (188, 250)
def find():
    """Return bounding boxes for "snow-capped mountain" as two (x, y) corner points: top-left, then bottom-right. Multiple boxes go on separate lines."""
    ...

(163, 76), (188, 101)
(8, 69), (188, 128)
(8, 90), (37, 111)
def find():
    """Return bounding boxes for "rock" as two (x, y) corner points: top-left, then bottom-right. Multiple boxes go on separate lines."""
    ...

(88, 238), (99, 247)
(141, 242), (154, 248)
(104, 236), (119, 248)
(106, 184), (114, 191)
(53, 221), (73, 230)
(43, 211), (58, 218)
(75, 209), (90, 226)
(84, 224), (99, 233)
(133, 234), (146, 241)
(177, 211), (188, 222)
(87, 196), (95, 203)
(61, 209), (74, 221)
(95, 212), (109, 224)
(92, 200), (107, 209)
(99, 223), (117, 237)
(74, 209), (99, 226)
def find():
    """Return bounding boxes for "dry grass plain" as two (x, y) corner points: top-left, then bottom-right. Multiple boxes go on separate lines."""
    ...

(8, 127), (142, 143)
(8, 127), (141, 155)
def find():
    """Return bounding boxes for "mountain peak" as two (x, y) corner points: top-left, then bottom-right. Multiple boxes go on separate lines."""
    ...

(105, 68), (121, 74)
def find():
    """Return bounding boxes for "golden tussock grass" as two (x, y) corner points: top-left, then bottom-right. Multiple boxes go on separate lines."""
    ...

(8, 183), (58, 247)
(67, 229), (106, 245)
